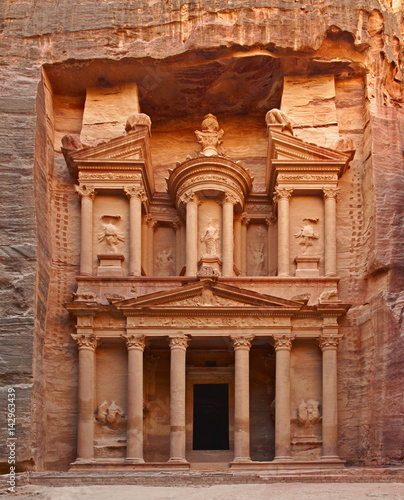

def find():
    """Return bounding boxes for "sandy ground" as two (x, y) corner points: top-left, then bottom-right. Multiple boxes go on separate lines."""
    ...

(4, 483), (404, 500)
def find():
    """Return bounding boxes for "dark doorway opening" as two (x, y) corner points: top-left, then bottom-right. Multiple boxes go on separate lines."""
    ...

(193, 383), (229, 450)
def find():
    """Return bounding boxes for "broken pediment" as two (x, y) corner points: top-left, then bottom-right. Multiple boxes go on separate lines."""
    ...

(265, 124), (354, 196)
(62, 113), (154, 195)
(113, 280), (306, 313)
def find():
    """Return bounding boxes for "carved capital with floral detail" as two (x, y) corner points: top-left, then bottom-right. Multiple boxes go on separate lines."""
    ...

(230, 335), (255, 350)
(75, 184), (95, 199)
(121, 334), (146, 351)
(265, 212), (277, 227)
(146, 215), (157, 228)
(273, 187), (293, 203)
(71, 333), (97, 351)
(124, 185), (147, 202)
(169, 334), (190, 350)
(318, 334), (343, 351)
(172, 217), (182, 231)
(223, 192), (239, 206)
(273, 334), (295, 351)
(322, 187), (340, 201)
(179, 191), (201, 206)
(241, 212), (250, 226)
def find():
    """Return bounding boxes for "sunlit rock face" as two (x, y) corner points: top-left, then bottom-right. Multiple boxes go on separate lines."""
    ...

(0, 0), (403, 473)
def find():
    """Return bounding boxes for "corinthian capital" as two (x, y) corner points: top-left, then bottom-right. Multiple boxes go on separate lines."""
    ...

(71, 333), (97, 351)
(179, 191), (200, 206)
(273, 334), (295, 351)
(273, 187), (293, 203)
(323, 187), (340, 200)
(124, 185), (147, 202)
(318, 334), (343, 351)
(121, 334), (146, 351)
(223, 192), (239, 205)
(169, 334), (190, 350)
(230, 335), (255, 350)
(75, 184), (95, 199)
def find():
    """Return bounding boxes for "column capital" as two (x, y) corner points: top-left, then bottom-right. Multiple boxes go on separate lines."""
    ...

(265, 212), (277, 227)
(75, 184), (95, 199)
(72, 333), (97, 351)
(169, 334), (190, 350)
(121, 334), (146, 351)
(172, 217), (182, 231)
(323, 187), (340, 200)
(273, 187), (293, 203)
(318, 334), (343, 351)
(146, 215), (157, 228)
(223, 192), (239, 205)
(231, 335), (255, 350)
(241, 212), (250, 226)
(179, 191), (201, 206)
(124, 185), (147, 202)
(273, 334), (295, 351)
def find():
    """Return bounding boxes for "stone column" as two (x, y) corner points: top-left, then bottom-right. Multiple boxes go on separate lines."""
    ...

(168, 334), (190, 462)
(72, 333), (97, 461)
(231, 335), (254, 462)
(273, 334), (295, 460)
(141, 215), (148, 275)
(274, 187), (293, 277)
(173, 218), (182, 276)
(75, 185), (95, 276)
(181, 192), (199, 276)
(234, 214), (242, 273)
(124, 186), (146, 277)
(122, 333), (145, 463)
(266, 213), (277, 276)
(323, 187), (340, 277)
(146, 216), (156, 276)
(240, 213), (249, 276)
(319, 332), (342, 460)
(222, 193), (237, 277)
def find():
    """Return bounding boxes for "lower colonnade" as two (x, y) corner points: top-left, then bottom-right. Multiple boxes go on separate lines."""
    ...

(70, 330), (344, 470)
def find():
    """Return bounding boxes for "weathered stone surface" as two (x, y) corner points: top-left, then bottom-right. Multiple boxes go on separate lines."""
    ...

(0, 0), (403, 475)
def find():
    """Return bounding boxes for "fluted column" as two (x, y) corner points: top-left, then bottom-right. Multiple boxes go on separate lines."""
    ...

(168, 334), (190, 462)
(323, 187), (340, 277)
(319, 332), (342, 460)
(146, 216), (156, 276)
(181, 192), (199, 276)
(240, 213), (249, 276)
(122, 333), (145, 463)
(273, 334), (295, 460)
(231, 335), (254, 462)
(222, 193), (237, 277)
(124, 186), (146, 277)
(75, 185), (95, 276)
(274, 187), (293, 277)
(72, 333), (97, 461)
(173, 218), (183, 276)
(234, 214), (242, 273)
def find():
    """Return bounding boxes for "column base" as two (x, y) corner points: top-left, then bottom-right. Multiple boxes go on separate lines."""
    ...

(273, 455), (293, 462)
(125, 458), (145, 464)
(321, 455), (344, 462)
(232, 456), (252, 463)
(72, 458), (96, 465)
(168, 457), (189, 464)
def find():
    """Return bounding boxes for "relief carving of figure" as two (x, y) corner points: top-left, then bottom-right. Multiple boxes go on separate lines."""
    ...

(297, 399), (321, 429)
(294, 218), (319, 254)
(265, 108), (294, 135)
(200, 223), (219, 257)
(250, 243), (265, 275)
(156, 248), (173, 276)
(98, 215), (125, 253)
(95, 400), (126, 430)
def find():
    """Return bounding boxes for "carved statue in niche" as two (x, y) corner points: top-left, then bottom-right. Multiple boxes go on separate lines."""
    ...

(200, 223), (219, 257)
(156, 248), (174, 276)
(95, 401), (126, 430)
(250, 242), (265, 275)
(294, 218), (319, 254)
(297, 399), (321, 431)
(98, 215), (125, 253)
(195, 114), (224, 156)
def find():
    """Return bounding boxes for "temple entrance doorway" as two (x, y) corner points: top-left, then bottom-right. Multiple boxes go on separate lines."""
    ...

(193, 383), (229, 450)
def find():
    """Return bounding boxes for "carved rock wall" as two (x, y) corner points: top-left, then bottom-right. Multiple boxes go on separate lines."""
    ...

(0, 0), (403, 471)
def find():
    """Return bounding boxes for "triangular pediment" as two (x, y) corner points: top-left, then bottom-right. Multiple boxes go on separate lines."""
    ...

(113, 280), (305, 312)
(269, 129), (353, 163)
